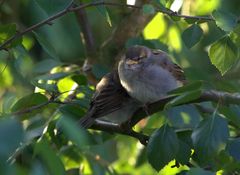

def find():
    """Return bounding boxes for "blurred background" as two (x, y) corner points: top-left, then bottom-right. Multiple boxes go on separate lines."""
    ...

(0, 0), (240, 174)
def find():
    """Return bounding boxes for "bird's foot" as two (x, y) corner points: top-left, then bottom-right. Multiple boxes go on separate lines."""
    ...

(143, 103), (151, 116)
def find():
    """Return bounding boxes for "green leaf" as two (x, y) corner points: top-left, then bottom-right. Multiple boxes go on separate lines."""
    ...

(0, 24), (22, 48)
(147, 124), (179, 171)
(71, 74), (87, 85)
(219, 105), (240, 128)
(96, 5), (112, 27)
(34, 59), (62, 73)
(135, 147), (147, 168)
(58, 116), (90, 149)
(32, 80), (58, 93)
(168, 81), (203, 95)
(34, 137), (66, 175)
(142, 4), (155, 14)
(34, 72), (69, 81)
(0, 118), (24, 160)
(11, 93), (48, 112)
(12, 45), (33, 76)
(191, 114), (229, 165)
(186, 168), (215, 175)
(33, 31), (59, 60)
(170, 16), (181, 21)
(165, 90), (202, 109)
(184, 18), (199, 24)
(34, 0), (72, 16)
(176, 139), (191, 164)
(226, 138), (240, 161)
(209, 35), (239, 75)
(212, 10), (237, 32)
(182, 24), (203, 48)
(59, 146), (83, 170)
(59, 104), (85, 119)
(167, 105), (201, 128)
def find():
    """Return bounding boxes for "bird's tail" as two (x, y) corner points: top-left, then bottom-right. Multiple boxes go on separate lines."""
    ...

(78, 116), (95, 129)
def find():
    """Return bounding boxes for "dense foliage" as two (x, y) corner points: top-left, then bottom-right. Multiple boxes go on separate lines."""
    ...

(1, 0), (240, 174)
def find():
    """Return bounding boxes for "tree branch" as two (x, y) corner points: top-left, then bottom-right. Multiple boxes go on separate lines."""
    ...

(8, 90), (240, 144)
(0, 1), (214, 50)
(73, 1), (97, 58)
(129, 90), (240, 126)
(91, 120), (149, 146)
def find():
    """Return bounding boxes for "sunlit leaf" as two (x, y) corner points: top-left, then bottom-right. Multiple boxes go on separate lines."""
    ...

(57, 76), (76, 93)
(96, 5), (112, 27)
(0, 24), (22, 48)
(191, 114), (229, 165)
(147, 124), (179, 171)
(182, 24), (203, 48)
(143, 13), (166, 40)
(60, 146), (83, 170)
(212, 10), (237, 32)
(32, 80), (58, 93)
(209, 35), (238, 75)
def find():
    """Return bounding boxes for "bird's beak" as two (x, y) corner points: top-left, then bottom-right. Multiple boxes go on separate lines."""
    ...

(126, 59), (139, 65)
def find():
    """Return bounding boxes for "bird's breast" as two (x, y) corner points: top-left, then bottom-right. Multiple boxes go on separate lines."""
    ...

(119, 64), (179, 103)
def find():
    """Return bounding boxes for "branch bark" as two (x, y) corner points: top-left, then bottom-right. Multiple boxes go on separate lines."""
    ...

(89, 90), (240, 144)
(8, 90), (240, 144)
(0, 1), (214, 51)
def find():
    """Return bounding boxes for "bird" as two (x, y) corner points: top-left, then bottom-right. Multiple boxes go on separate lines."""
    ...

(79, 45), (185, 128)
(118, 45), (186, 104)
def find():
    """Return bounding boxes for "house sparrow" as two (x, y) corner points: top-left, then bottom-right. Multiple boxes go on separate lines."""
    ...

(78, 70), (139, 128)
(118, 45), (185, 104)
(79, 45), (185, 128)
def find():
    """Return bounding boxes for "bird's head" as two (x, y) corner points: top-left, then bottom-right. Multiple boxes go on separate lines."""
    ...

(123, 45), (168, 69)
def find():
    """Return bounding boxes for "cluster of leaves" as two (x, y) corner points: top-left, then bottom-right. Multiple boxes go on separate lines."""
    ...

(1, 0), (240, 174)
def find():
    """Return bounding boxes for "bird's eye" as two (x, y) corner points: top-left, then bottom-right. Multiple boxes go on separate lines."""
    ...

(152, 50), (160, 55)
(139, 50), (147, 59)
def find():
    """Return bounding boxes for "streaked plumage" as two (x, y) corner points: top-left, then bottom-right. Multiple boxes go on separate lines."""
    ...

(79, 45), (185, 128)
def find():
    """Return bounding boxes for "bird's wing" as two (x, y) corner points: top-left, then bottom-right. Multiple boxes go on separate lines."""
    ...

(152, 49), (186, 84)
(168, 63), (186, 83)
(88, 70), (130, 119)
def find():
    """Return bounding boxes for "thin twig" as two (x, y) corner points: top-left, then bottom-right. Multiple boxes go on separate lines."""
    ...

(0, 1), (214, 51)
(129, 90), (240, 126)
(74, 1), (97, 57)
(7, 89), (240, 144)
(92, 120), (149, 146)
(11, 101), (52, 116)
